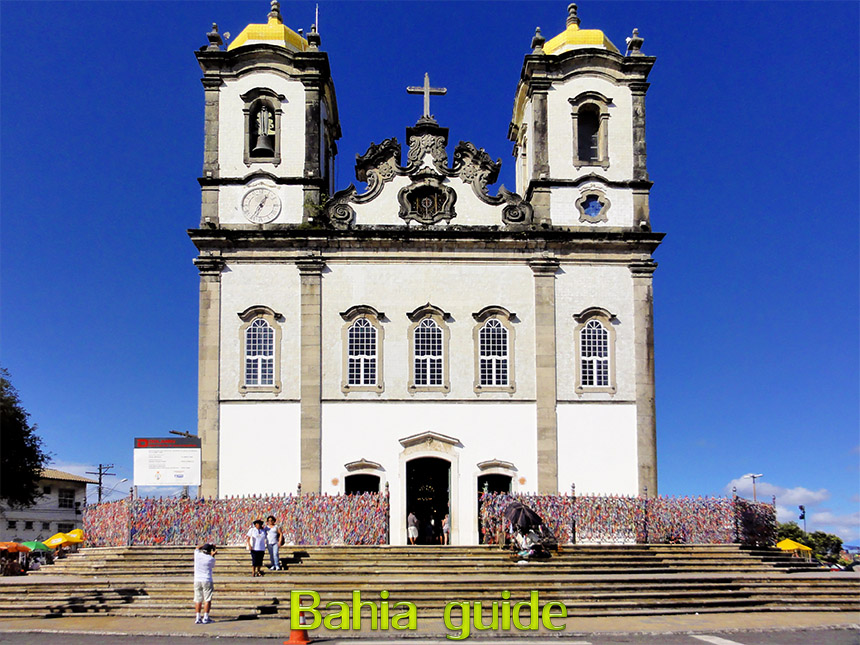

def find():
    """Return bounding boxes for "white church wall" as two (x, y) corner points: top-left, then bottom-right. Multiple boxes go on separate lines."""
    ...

(555, 264), (636, 401)
(320, 262), (536, 400)
(556, 403), (638, 495)
(219, 401), (301, 498)
(218, 72), (306, 178)
(546, 75), (633, 182)
(550, 185), (634, 227)
(320, 401), (538, 545)
(220, 263), (302, 400)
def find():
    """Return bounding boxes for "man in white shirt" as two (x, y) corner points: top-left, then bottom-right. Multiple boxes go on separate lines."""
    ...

(193, 543), (217, 624)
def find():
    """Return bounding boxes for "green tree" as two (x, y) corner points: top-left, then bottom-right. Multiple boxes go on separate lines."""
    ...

(778, 521), (809, 545)
(0, 368), (49, 507)
(807, 531), (843, 563)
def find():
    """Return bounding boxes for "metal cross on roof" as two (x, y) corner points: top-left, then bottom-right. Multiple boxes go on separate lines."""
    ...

(407, 73), (447, 118)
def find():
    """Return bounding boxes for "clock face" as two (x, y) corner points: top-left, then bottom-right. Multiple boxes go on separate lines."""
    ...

(241, 187), (281, 224)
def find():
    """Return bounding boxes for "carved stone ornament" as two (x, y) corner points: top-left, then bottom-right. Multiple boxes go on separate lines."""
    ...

(397, 172), (457, 226)
(355, 138), (402, 200)
(323, 186), (357, 229)
(406, 131), (449, 173)
(452, 141), (501, 201)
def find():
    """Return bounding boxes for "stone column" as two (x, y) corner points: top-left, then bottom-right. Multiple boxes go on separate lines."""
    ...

(529, 82), (552, 225)
(529, 256), (560, 494)
(631, 260), (658, 495)
(297, 256), (326, 492)
(201, 77), (221, 177)
(194, 256), (224, 499)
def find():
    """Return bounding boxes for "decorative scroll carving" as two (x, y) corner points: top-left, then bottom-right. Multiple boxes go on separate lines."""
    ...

(322, 185), (357, 229)
(355, 138), (402, 201)
(397, 172), (457, 226)
(452, 141), (501, 202)
(499, 187), (534, 225)
(406, 131), (449, 173)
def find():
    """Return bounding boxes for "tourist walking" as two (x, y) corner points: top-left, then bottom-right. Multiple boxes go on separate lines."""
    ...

(407, 511), (419, 545)
(265, 515), (283, 570)
(246, 519), (267, 577)
(193, 543), (216, 624)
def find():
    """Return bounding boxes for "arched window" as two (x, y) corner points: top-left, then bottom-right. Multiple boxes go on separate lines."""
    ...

(340, 305), (384, 393)
(347, 318), (377, 386)
(414, 319), (443, 386)
(479, 319), (508, 386)
(408, 304), (450, 392)
(237, 305), (283, 394)
(580, 320), (609, 387)
(569, 92), (611, 169)
(577, 105), (600, 163)
(574, 307), (617, 394)
(472, 306), (516, 393)
(245, 319), (274, 386)
(250, 102), (276, 159)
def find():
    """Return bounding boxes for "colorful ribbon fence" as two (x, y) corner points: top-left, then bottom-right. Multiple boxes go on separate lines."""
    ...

(479, 493), (776, 546)
(83, 493), (389, 547)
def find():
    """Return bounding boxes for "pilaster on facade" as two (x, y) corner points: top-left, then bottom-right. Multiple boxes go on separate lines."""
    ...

(298, 255), (326, 493)
(529, 255), (560, 494)
(629, 81), (651, 182)
(194, 255), (224, 500)
(630, 259), (658, 496)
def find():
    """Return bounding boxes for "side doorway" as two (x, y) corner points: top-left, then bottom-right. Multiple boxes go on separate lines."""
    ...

(477, 474), (512, 544)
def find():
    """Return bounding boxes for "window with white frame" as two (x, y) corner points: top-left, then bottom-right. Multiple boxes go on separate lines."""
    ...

(408, 304), (450, 392)
(580, 320), (609, 387)
(340, 305), (384, 393)
(414, 319), (443, 386)
(574, 307), (617, 394)
(245, 319), (274, 386)
(472, 306), (516, 393)
(237, 305), (283, 394)
(347, 318), (377, 386)
(479, 319), (508, 386)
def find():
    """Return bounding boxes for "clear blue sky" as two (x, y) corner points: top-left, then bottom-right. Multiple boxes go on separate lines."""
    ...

(1, 2), (857, 541)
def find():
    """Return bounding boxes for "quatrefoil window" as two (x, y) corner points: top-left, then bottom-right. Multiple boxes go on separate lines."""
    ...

(575, 189), (611, 224)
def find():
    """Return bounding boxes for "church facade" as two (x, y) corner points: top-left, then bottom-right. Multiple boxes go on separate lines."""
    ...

(189, 3), (661, 545)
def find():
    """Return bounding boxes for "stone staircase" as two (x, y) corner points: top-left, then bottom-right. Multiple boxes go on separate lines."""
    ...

(2, 544), (857, 620)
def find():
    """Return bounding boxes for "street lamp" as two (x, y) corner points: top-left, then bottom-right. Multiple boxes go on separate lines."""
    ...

(743, 473), (763, 502)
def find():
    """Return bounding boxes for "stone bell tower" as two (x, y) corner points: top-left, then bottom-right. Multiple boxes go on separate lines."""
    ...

(191, 1), (340, 498)
(509, 4), (660, 495)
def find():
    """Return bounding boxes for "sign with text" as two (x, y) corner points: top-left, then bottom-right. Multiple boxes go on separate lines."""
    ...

(133, 437), (201, 487)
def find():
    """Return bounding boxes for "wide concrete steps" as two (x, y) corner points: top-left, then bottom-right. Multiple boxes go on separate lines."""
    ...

(7, 544), (858, 619)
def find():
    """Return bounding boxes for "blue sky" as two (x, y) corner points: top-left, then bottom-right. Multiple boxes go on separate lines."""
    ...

(1, 1), (857, 541)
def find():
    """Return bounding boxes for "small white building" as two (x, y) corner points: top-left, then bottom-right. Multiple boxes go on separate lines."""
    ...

(189, 3), (661, 545)
(0, 469), (96, 542)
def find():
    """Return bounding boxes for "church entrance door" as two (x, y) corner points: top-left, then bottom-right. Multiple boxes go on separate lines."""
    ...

(344, 474), (380, 494)
(406, 457), (450, 545)
(477, 474), (512, 544)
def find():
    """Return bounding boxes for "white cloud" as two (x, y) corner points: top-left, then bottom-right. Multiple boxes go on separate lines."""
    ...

(725, 476), (860, 543)
(724, 476), (829, 507)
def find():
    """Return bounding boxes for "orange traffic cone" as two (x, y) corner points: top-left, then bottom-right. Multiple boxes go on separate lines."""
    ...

(285, 610), (312, 645)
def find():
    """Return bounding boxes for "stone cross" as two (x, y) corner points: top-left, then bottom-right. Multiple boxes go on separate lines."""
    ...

(407, 73), (447, 118)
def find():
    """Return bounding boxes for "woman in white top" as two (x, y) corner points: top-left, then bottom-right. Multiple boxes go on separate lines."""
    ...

(265, 515), (283, 570)
(246, 519), (267, 577)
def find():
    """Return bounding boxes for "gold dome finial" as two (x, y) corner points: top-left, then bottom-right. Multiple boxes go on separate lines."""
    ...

(268, 0), (282, 24)
(566, 4), (581, 28)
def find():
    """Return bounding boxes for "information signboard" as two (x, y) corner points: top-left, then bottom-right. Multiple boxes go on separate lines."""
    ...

(133, 437), (201, 487)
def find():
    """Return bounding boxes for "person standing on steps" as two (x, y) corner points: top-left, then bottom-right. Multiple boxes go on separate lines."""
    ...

(193, 543), (217, 624)
(265, 515), (283, 570)
(246, 519), (267, 577)
(407, 511), (419, 545)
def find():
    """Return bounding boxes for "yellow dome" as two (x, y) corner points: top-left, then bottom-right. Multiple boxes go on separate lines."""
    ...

(228, 2), (308, 52)
(543, 4), (619, 55)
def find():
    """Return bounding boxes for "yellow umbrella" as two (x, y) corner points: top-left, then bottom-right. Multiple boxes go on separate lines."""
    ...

(777, 538), (812, 552)
(43, 533), (71, 548)
(66, 529), (84, 541)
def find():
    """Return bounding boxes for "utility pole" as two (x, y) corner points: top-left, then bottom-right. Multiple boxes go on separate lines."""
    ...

(85, 464), (115, 504)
